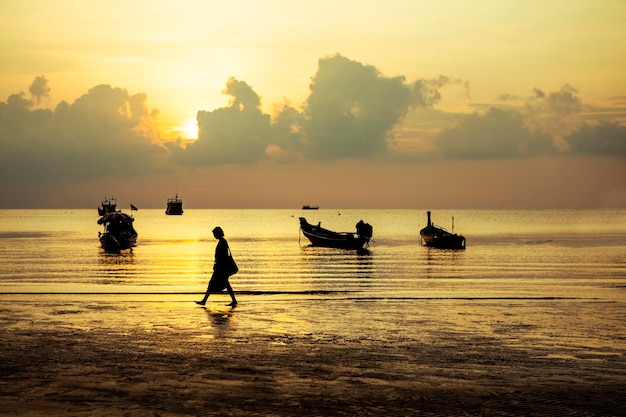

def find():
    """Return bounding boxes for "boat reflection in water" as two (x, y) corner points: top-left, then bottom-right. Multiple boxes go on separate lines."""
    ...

(419, 211), (466, 249)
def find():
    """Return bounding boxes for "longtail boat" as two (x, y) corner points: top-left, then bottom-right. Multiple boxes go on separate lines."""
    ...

(420, 211), (466, 249)
(299, 217), (373, 250)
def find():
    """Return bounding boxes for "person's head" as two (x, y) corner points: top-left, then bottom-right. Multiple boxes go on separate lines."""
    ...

(212, 226), (224, 239)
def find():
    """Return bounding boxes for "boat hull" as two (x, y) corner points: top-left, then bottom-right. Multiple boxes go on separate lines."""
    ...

(166, 202), (183, 215)
(166, 194), (183, 215)
(97, 211), (138, 251)
(301, 228), (368, 249)
(419, 211), (466, 249)
(299, 217), (372, 250)
(99, 232), (137, 251)
(420, 226), (466, 249)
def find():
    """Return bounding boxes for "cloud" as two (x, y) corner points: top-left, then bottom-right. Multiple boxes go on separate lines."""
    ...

(429, 85), (601, 160)
(524, 84), (583, 149)
(28, 75), (51, 106)
(176, 55), (457, 165)
(300, 54), (453, 160)
(2, 57), (625, 197)
(566, 121), (626, 156)
(269, 102), (306, 163)
(412, 75), (468, 108)
(0, 81), (165, 184)
(433, 107), (556, 159)
(176, 77), (273, 165)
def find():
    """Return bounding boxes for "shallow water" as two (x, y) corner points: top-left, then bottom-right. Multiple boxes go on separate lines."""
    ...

(0, 208), (624, 301)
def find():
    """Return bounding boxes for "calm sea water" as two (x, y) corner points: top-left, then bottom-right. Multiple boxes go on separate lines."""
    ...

(0, 209), (625, 302)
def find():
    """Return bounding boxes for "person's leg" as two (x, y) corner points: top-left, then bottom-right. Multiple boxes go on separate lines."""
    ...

(195, 286), (210, 305)
(196, 274), (215, 305)
(225, 282), (237, 305)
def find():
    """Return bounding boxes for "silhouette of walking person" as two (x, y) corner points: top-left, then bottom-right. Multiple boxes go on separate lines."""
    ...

(196, 226), (238, 306)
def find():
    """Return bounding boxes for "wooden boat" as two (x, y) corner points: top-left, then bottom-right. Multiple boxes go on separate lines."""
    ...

(299, 217), (373, 250)
(166, 193), (183, 215)
(97, 196), (117, 216)
(302, 204), (319, 210)
(420, 211), (466, 249)
(97, 211), (138, 251)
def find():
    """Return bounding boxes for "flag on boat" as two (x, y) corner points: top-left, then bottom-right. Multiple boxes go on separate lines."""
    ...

(130, 204), (138, 211)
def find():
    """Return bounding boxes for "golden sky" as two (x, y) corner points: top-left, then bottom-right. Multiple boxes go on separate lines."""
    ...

(1, 0), (625, 208)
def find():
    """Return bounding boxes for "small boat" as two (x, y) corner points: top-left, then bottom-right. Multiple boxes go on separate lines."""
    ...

(299, 217), (373, 250)
(166, 193), (183, 215)
(97, 196), (117, 216)
(419, 211), (466, 249)
(97, 211), (138, 251)
(302, 205), (319, 210)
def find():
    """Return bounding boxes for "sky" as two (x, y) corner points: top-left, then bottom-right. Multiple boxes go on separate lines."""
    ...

(1, 0), (625, 209)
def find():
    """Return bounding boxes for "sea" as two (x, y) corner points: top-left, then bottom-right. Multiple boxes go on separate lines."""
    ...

(3, 208), (626, 415)
(0, 208), (625, 302)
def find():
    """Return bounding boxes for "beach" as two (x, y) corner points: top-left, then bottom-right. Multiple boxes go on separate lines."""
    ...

(1, 294), (625, 416)
(2, 209), (625, 415)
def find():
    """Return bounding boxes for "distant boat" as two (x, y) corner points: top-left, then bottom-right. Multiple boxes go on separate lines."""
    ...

(299, 217), (373, 250)
(166, 193), (183, 215)
(302, 205), (319, 210)
(419, 211), (466, 249)
(97, 196), (117, 216)
(97, 211), (138, 251)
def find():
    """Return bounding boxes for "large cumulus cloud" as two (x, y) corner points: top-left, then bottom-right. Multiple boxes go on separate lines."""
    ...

(566, 121), (626, 156)
(176, 77), (272, 165)
(300, 54), (456, 160)
(430, 84), (626, 160)
(434, 107), (556, 159)
(0, 80), (165, 183)
(301, 54), (414, 159)
(174, 54), (455, 165)
(2, 54), (625, 190)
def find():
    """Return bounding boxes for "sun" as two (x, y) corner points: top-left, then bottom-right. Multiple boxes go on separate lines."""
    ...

(180, 117), (198, 140)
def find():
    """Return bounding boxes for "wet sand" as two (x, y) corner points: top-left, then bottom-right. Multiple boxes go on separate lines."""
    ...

(1, 294), (625, 416)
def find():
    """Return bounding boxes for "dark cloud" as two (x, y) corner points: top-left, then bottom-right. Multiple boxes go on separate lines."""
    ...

(176, 55), (456, 164)
(566, 121), (626, 156)
(28, 75), (51, 106)
(531, 85), (581, 118)
(434, 107), (556, 159)
(545, 85), (581, 116)
(429, 85), (600, 160)
(176, 77), (272, 165)
(269, 102), (306, 163)
(411, 75), (467, 108)
(301, 54), (452, 160)
(532, 88), (546, 99)
(0, 82), (165, 184)
(523, 84), (584, 150)
(497, 93), (523, 102)
(2, 59), (625, 196)
(5, 91), (33, 108)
